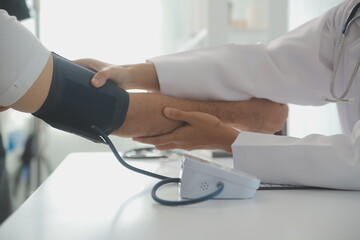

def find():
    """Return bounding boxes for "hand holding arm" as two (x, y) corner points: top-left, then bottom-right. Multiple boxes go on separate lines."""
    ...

(74, 58), (160, 91)
(76, 58), (288, 134)
(133, 107), (239, 153)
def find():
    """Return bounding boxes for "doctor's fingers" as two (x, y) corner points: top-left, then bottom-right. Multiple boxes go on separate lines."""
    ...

(74, 58), (111, 87)
(163, 107), (199, 124)
(133, 131), (182, 146)
(91, 65), (131, 89)
(74, 58), (110, 72)
(154, 143), (178, 151)
(164, 107), (220, 125)
(133, 124), (195, 146)
(0, 106), (10, 112)
(134, 137), (195, 151)
(156, 143), (197, 152)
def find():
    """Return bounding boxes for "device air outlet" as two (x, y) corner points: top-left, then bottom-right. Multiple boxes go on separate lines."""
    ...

(200, 182), (209, 191)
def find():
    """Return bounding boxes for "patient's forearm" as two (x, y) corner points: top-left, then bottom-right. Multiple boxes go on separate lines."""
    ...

(113, 94), (288, 138)
(112, 93), (188, 137)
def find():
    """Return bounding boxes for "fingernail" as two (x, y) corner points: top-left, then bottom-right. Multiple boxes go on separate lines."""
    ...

(164, 108), (173, 115)
(92, 78), (100, 86)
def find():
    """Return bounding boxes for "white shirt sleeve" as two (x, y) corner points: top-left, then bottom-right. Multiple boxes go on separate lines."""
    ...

(0, 10), (50, 107)
(149, 0), (356, 106)
(232, 119), (360, 190)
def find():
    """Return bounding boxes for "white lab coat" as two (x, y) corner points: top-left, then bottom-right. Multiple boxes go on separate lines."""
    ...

(149, 0), (360, 190)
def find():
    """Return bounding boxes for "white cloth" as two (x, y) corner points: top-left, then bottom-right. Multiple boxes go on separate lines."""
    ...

(0, 10), (50, 107)
(150, 0), (360, 190)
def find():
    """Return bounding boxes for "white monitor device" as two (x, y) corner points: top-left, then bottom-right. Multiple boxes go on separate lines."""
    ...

(180, 154), (260, 199)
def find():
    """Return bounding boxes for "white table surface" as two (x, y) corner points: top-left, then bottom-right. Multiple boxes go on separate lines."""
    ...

(0, 152), (359, 240)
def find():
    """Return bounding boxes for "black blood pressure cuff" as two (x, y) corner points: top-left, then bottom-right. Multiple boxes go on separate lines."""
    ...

(32, 53), (129, 143)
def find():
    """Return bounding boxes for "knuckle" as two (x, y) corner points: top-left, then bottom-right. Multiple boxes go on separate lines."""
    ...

(96, 70), (106, 77)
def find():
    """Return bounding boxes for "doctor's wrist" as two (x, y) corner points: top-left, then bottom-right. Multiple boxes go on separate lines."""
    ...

(219, 126), (239, 153)
(127, 63), (160, 92)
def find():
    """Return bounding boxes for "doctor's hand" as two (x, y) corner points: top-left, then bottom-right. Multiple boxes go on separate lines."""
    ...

(133, 107), (240, 153)
(0, 106), (10, 112)
(74, 58), (130, 89)
(74, 58), (160, 91)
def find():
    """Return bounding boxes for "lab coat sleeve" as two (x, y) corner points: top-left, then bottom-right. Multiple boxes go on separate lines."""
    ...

(232, 120), (360, 190)
(149, 0), (356, 106)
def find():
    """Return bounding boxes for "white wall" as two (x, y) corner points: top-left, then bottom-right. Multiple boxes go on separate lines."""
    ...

(288, 0), (343, 30)
(40, 0), (163, 63)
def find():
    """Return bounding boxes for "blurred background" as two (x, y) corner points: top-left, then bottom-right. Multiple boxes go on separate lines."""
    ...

(1, 0), (343, 209)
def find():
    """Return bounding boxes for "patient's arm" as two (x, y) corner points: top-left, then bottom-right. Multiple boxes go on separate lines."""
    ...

(9, 54), (184, 138)
(10, 54), (54, 113)
(10, 54), (287, 139)
(117, 94), (287, 137)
